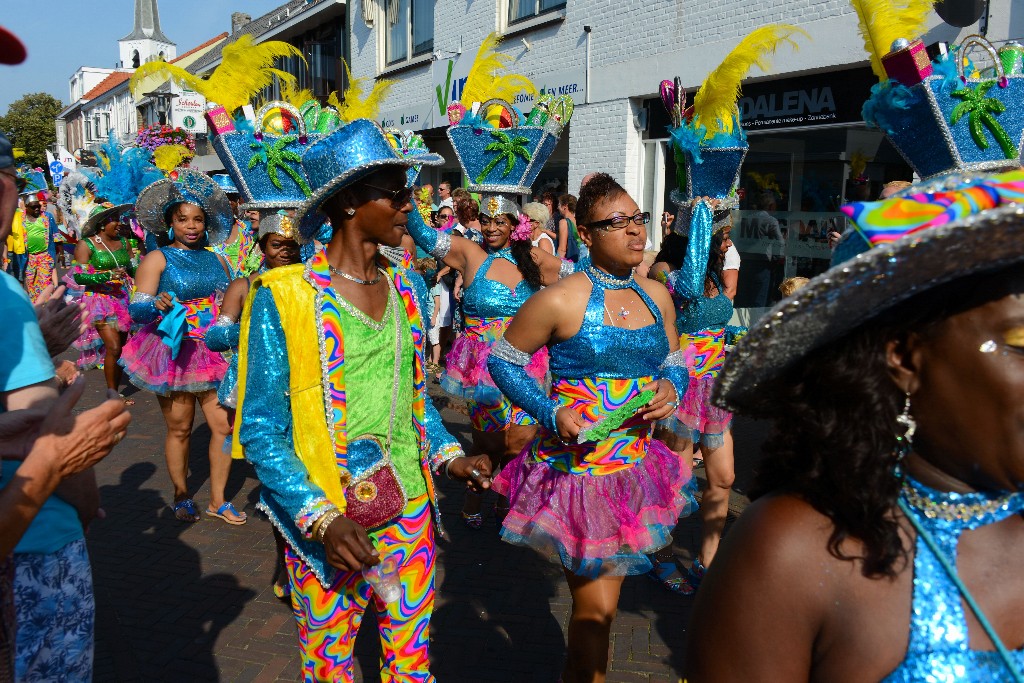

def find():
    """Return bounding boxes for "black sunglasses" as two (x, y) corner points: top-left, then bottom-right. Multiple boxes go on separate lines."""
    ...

(363, 183), (414, 206)
(587, 211), (651, 231)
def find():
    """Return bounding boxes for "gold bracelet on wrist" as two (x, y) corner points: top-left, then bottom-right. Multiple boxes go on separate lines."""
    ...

(309, 507), (340, 542)
(314, 510), (342, 543)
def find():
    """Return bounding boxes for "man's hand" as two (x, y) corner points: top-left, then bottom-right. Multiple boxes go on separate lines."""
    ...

(446, 455), (493, 493)
(33, 285), (86, 357)
(321, 515), (379, 572)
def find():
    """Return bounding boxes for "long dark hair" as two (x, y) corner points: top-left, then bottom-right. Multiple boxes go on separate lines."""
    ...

(504, 213), (543, 289)
(654, 229), (726, 297)
(750, 267), (1019, 578)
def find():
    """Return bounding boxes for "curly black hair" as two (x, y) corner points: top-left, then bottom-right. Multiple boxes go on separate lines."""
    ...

(750, 266), (1020, 578)
(575, 172), (627, 227)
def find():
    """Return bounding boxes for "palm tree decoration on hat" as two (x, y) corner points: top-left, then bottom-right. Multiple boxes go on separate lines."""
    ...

(476, 130), (531, 184)
(248, 135), (312, 197)
(950, 81), (1018, 159)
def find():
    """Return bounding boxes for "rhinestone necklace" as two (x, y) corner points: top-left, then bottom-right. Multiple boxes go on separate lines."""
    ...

(585, 263), (635, 290)
(328, 264), (383, 286)
(900, 480), (1021, 522)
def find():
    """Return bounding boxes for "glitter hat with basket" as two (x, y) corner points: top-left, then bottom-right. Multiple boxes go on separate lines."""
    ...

(854, 0), (1024, 180)
(714, 168), (1024, 415)
(663, 25), (807, 236)
(446, 33), (572, 195)
(134, 168), (234, 245)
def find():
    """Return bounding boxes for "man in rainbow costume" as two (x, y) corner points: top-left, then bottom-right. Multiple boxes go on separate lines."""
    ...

(234, 118), (493, 682)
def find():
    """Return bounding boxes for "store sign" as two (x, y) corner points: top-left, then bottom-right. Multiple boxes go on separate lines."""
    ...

(379, 100), (434, 132)
(172, 90), (207, 134)
(516, 66), (586, 109)
(737, 67), (876, 131)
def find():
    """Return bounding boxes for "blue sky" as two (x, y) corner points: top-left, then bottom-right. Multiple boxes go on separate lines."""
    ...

(0, 0), (286, 113)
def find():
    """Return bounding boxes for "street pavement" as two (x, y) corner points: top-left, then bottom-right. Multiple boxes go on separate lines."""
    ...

(77, 362), (769, 682)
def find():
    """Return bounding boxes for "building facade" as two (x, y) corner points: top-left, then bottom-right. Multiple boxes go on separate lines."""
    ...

(346, 0), (1023, 317)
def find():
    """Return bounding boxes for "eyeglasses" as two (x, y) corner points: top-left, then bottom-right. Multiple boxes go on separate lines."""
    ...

(479, 216), (511, 228)
(363, 183), (414, 207)
(587, 211), (651, 231)
(529, 219), (541, 225)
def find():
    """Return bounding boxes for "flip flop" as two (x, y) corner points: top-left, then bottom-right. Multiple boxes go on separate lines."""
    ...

(173, 498), (200, 523)
(206, 502), (247, 525)
(118, 393), (135, 406)
(646, 560), (696, 596)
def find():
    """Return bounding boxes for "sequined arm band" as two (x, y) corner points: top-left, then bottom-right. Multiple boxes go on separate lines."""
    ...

(558, 259), (575, 280)
(128, 292), (160, 324)
(657, 349), (689, 404)
(204, 315), (240, 352)
(406, 201), (450, 260)
(296, 499), (338, 540)
(431, 443), (465, 475)
(488, 337), (560, 434)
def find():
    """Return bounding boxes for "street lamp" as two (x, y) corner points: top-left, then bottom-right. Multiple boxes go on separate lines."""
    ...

(142, 90), (178, 126)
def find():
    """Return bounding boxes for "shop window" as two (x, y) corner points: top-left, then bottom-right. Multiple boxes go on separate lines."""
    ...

(509, 0), (566, 24)
(385, 0), (434, 65)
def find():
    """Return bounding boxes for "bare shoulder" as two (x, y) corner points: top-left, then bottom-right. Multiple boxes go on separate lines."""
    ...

(136, 248), (166, 272)
(635, 276), (673, 308)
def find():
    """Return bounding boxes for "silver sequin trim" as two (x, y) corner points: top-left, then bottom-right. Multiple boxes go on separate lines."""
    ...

(558, 259), (574, 280)
(491, 337), (532, 366)
(431, 231), (452, 260)
(661, 349), (686, 368)
(214, 314), (236, 327)
(130, 292), (155, 304)
(294, 497), (334, 533)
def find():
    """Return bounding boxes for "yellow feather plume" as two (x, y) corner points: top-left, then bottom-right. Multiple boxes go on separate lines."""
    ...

(278, 80), (316, 110)
(692, 24), (808, 139)
(129, 34), (304, 114)
(459, 33), (537, 117)
(850, 0), (936, 81)
(153, 145), (192, 174)
(327, 61), (394, 123)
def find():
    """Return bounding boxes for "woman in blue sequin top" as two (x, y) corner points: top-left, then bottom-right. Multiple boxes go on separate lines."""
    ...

(120, 192), (245, 526)
(686, 180), (1024, 681)
(487, 174), (695, 683)
(405, 193), (568, 528)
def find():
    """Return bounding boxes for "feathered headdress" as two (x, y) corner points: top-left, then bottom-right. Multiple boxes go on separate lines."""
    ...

(850, 0), (936, 81)
(129, 35), (304, 113)
(92, 133), (164, 206)
(692, 25), (808, 139)
(328, 61), (394, 123)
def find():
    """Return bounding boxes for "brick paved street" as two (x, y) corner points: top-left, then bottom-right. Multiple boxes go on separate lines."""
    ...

(77, 364), (767, 682)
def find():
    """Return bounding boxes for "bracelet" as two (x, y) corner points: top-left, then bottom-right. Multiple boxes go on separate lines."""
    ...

(312, 509), (342, 543)
(444, 456), (462, 480)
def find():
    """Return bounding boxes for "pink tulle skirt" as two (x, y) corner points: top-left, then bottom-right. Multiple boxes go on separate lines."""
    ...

(661, 375), (733, 447)
(441, 333), (548, 403)
(493, 439), (697, 578)
(119, 321), (227, 396)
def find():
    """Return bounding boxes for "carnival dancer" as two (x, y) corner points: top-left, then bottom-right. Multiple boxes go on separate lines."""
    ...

(405, 193), (568, 527)
(120, 169), (246, 525)
(653, 25), (805, 591)
(236, 119), (492, 682)
(209, 173), (261, 277)
(20, 196), (58, 299)
(71, 203), (135, 399)
(488, 173), (695, 683)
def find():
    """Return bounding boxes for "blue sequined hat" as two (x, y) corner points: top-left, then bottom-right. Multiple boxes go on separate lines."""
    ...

(211, 101), (318, 212)
(447, 98), (571, 195)
(18, 169), (47, 196)
(211, 173), (239, 195)
(134, 168), (234, 245)
(862, 35), (1024, 180)
(296, 118), (443, 239)
(383, 128), (435, 186)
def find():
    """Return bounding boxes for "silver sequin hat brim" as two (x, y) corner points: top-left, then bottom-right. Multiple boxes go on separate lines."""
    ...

(479, 194), (521, 218)
(133, 169), (234, 246)
(713, 204), (1024, 415)
(257, 209), (306, 243)
(295, 156), (442, 240)
(80, 203), (133, 239)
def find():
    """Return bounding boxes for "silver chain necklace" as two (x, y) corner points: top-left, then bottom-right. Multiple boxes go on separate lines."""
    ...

(328, 264), (383, 286)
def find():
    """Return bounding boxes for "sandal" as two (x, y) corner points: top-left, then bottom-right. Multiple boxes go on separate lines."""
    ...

(685, 557), (708, 590)
(462, 511), (483, 530)
(206, 502), (247, 525)
(173, 498), (200, 523)
(646, 560), (695, 596)
(119, 393), (135, 406)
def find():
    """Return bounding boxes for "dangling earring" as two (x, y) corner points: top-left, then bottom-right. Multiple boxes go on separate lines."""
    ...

(895, 392), (916, 459)
(167, 228), (174, 241)
(345, 208), (356, 217)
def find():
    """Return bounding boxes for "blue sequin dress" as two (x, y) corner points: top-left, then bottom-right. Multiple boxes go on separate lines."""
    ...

(120, 247), (230, 395)
(490, 269), (696, 578)
(884, 476), (1024, 681)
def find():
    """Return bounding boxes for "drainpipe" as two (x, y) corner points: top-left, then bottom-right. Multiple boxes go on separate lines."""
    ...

(583, 25), (592, 104)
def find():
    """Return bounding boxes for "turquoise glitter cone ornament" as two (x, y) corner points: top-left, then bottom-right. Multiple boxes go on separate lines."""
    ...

(447, 99), (567, 194)
(864, 36), (1024, 180)
(210, 101), (318, 211)
(384, 128), (433, 186)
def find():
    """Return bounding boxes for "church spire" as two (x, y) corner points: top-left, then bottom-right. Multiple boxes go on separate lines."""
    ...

(120, 0), (173, 44)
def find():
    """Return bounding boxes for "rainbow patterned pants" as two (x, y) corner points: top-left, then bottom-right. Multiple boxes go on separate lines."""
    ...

(285, 495), (436, 683)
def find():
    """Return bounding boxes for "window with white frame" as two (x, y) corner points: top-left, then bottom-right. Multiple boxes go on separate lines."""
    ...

(385, 0), (434, 65)
(508, 0), (566, 24)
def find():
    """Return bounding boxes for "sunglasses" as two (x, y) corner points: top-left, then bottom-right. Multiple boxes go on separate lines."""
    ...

(363, 183), (414, 207)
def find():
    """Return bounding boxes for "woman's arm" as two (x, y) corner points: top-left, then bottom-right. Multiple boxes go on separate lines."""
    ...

(663, 202), (714, 303)
(537, 233), (555, 254)
(129, 250), (171, 322)
(405, 201), (478, 277)
(721, 268), (738, 300)
(557, 219), (568, 258)
(205, 277), (249, 352)
(532, 247), (574, 286)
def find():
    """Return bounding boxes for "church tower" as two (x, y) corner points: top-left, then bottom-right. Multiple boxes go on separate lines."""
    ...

(118, 0), (176, 69)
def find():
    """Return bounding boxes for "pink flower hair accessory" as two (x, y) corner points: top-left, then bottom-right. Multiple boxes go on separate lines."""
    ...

(511, 214), (532, 242)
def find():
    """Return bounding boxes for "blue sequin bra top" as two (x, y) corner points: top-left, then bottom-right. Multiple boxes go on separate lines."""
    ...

(461, 249), (538, 321)
(883, 476), (1024, 682)
(674, 273), (733, 336)
(550, 270), (668, 381)
(159, 247), (230, 300)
